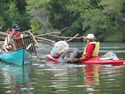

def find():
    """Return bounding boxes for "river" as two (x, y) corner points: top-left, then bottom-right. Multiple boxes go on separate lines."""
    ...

(0, 42), (125, 94)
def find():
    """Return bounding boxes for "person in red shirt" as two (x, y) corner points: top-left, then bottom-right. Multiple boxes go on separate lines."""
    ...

(72, 33), (99, 62)
(3, 24), (22, 52)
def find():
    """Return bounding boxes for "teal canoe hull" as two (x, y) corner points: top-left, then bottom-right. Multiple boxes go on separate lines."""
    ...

(0, 48), (31, 66)
(0, 63), (31, 85)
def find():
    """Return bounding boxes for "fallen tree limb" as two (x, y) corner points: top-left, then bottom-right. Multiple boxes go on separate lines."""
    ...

(0, 31), (7, 36)
(0, 37), (5, 41)
(0, 30), (84, 47)
(47, 35), (83, 40)
(24, 31), (40, 47)
(66, 33), (79, 42)
(37, 40), (54, 45)
(58, 27), (68, 32)
(35, 32), (61, 37)
(36, 37), (55, 45)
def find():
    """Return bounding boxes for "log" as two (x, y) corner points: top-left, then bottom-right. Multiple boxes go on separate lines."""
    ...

(0, 37), (5, 41)
(37, 40), (54, 45)
(35, 32), (61, 37)
(0, 31), (7, 36)
(66, 33), (79, 42)
(24, 31), (40, 47)
(47, 35), (83, 40)
(36, 37), (55, 45)
(0, 30), (84, 46)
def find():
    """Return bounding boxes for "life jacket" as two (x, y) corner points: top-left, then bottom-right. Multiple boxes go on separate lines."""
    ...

(82, 42), (100, 57)
(8, 32), (21, 39)
(8, 32), (21, 45)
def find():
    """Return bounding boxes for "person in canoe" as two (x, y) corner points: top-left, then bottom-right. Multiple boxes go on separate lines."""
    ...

(72, 33), (100, 63)
(3, 24), (22, 52)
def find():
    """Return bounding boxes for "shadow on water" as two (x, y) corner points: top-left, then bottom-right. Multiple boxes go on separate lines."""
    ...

(0, 63), (32, 94)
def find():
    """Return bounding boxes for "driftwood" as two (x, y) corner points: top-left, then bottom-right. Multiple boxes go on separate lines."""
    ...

(24, 31), (40, 47)
(36, 37), (55, 45)
(0, 37), (5, 41)
(47, 34), (83, 40)
(0, 31), (7, 36)
(0, 25), (82, 46)
(0, 30), (84, 47)
(35, 32), (61, 37)
(66, 33), (79, 42)
(22, 31), (56, 46)
(37, 39), (54, 45)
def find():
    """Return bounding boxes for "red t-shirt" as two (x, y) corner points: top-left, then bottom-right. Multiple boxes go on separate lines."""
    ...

(84, 43), (95, 59)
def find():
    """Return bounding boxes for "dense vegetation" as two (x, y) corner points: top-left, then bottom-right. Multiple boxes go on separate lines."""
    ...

(0, 0), (125, 42)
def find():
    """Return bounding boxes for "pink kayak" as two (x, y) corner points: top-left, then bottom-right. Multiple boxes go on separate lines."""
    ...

(46, 55), (125, 65)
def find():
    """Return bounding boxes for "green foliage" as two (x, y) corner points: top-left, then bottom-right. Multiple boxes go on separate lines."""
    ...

(8, 2), (20, 24)
(99, 0), (124, 15)
(29, 18), (45, 33)
(0, 0), (30, 32)
(25, 0), (51, 33)
(24, 0), (125, 41)
(0, 16), (5, 26)
(26, 0), (50, 13)
(81, 9), (110, 32)
(98, 0), (125, 42)
(0, 0), (125, 42)
(104, 30), (124, 42)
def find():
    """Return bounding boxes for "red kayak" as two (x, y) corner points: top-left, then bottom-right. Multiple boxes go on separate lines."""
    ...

(46, 55), (125, 65)
(81, 56), (124, 65)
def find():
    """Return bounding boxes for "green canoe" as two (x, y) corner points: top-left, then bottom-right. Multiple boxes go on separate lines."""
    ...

(0, 48), (31, 66)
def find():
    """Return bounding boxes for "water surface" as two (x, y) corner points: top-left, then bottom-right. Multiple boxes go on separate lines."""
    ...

(0, 42), (125, 94)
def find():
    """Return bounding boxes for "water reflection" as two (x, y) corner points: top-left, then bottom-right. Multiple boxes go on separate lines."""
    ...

(0, 63), (32, 94)
(83, 64), (125, 93)
(0, 42), (125, 94)
(45, 62), (125, 94)
(83, 64), (101, 91)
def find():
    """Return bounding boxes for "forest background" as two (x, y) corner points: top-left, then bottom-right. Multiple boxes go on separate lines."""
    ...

(0, 0), (125, 42)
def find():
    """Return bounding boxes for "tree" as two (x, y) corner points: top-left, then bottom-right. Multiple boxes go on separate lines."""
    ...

(8, 2), (20, 25)
(24, 0), (125, 42)
(25, 0), (51, 33)
(98, 0), (125, 42)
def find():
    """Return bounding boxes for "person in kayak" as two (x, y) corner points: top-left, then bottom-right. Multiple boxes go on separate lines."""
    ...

(72, 33), (100, 63)
(3, 24), (22, 52)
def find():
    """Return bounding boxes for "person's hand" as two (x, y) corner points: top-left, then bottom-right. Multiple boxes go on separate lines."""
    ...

(72, 58), (79, 63)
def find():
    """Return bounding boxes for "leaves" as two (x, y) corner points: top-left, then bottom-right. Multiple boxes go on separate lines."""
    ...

(8, 2), (20, 24)
(0, 0), (125, 41)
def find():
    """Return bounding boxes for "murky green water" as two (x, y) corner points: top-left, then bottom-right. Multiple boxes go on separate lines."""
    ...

(0, 42), (125, 94)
